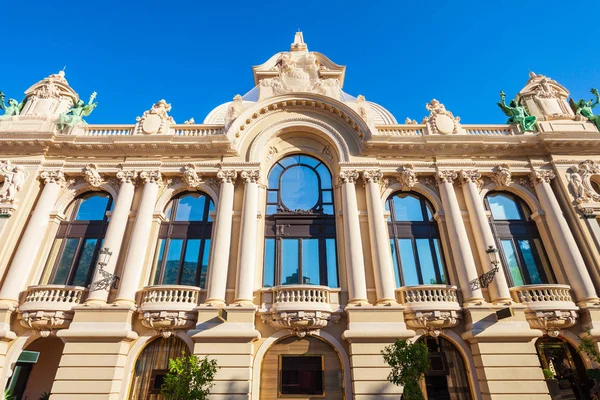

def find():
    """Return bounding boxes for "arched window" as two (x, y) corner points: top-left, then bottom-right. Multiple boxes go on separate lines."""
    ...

(42, 192), (112, 287)
(151, 192), (214, 287)
(485, 192), (554, 286)
(386, 192), (446, 287)
(263, 155), (338, 287)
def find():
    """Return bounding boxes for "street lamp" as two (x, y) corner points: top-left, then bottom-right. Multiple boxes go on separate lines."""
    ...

(470, 245), (501, 290)
(485, 245), (500, 272)
(91, 248), (119, 291)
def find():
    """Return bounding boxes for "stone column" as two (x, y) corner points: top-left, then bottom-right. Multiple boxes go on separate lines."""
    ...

(0, 171), (66, 304)
(234, 170), (260, 305)
(460, 170), (512, 303)
(114, 171), (162, 305)
(531, 169), (599, 305)
(340, 170), (369, 305)
(436, 170), (484, 304)
(362, 170), (397, 305)
(205, 170), (237, 305)
(86, 170), (137, 304)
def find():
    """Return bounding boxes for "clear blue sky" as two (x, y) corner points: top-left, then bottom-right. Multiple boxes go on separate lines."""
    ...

(3, 0), (600, 125)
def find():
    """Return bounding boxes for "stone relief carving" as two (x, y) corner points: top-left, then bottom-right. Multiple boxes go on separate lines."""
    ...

(491, 164), (512, 187)
(321, 145), (333, 161)
(262, 311), (341, 338)
(356, 95), (373, 123)
(517, 72), (574, 120)
(396, 164), (418, 189)
(567, 160), (600, 203)
(362, 170), (384, 186)
(530, 169), (556, 184)
(403, 310), (460, 337)
(339, 170), (360, 184)
(525, 310), (577, 338)
(83, 164), (103, 188)
(182, 164), (203, 189)
(0, 161), (26, 204)
(224, 94), (244, 128)
(422, 99), (461, 135)
(141, 311), (197, 338)
(20, 310), (74, 337)
(135, 100), (175, 135)
(266, 146), (278, 161)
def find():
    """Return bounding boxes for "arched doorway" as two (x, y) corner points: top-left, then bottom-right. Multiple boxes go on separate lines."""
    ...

(536, 336), (591, 399)
(419, 336), (473, 400)
(6, 336), (64, 400)
(128, 336), (190, 400)
(259, 335), (344, 399)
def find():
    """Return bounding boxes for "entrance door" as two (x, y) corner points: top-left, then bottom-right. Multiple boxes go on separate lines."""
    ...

(536, 337), (591, 400)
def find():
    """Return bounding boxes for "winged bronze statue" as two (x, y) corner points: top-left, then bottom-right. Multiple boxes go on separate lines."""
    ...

(497, 90), (537, 132)
(0, 91), (26, 117)
(57, 91), (98, 130)
(570, 88), (600, 130)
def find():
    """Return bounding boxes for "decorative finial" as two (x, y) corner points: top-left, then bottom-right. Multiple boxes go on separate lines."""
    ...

(291, 31), (308, 52)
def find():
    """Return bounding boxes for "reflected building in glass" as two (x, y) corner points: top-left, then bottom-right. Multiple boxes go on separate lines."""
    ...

(1, 33), (600, 399)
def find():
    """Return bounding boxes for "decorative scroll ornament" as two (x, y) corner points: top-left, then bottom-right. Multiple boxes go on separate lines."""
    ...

(422, 99), (461, 135)
(20, 310), (74, 338)
(459, 170), (483, 191)
(39, 170), (68, 187)
(530, 169), (556, 184)
(321, 145), (333, 161)
(0, 161), (26, 204)
(139, 170), (163, 184)
(491, 164), (512, 187)
(396, 164), (418, 188)
(339, 170), (360, 185)
(135, 100), (175, 135)
(217, 169), (237, 184)
(403, 310), (460, 337)
(525, 310), (578, 338)
(567, 160), (600, 203)
(435, 170), (458, 184)
(83, 164), (103, 188)
(240, 170), (260, 184)
(182, 164), (203, 189)
(116, 168), (138, 184)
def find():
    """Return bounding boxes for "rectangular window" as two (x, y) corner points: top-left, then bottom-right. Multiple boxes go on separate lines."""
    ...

(325, 238), (338, 288)
(280, 355), (324, 396)
(302, 239), (320, 285)
(52, 238), (80, 285)
(148, 369), (168, 394)
(281, 239), (299, 285)
(163, 239), (183, 285)
(180, 239), (201, 286)
(263, 239), (275, 287)
(399, 239), (419, 286)
(501, 240), (525, 286)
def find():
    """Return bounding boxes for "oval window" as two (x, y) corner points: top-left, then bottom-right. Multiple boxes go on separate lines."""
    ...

(280, 166), (320, 211)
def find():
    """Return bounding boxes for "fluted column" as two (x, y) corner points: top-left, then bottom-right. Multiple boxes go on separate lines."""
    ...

(340, 170), (369, 305)
(460, 170), (512, 303)
(115, 171), (162, 305)
(0, 171), (67, 304)
(234, 170), (260, 305)
(362, 170), (397, 305)
(86, 170), (137, 304)
(436, 170), (484, 304)
(205, 170), (237, 306)
(531, 169), (599, 305)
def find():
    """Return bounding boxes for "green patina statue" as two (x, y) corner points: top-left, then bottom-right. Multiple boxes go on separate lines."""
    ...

(570, 88), (600, 130)
(57, 92), (97, 130)
(497, 90), (537, 132)
(0, 91), (26, 117)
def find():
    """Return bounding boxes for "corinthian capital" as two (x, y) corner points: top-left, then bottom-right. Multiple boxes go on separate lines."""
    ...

(240, 170), (260, 184)
(530, 169), (556, 184)
(339, 170), (360, 184)
(116, 168), (138, 185)
(435, 170), (457, 184)
(83, 164), (104, 188)
(217, 169), (237, 184)
(139, 170), (163, 184)
(39, 170), (67, 187)
(362, 170), (384, 184)
(491, 164), (512, 187)
(459, 170), (483, 188)
(396, 164), (418, 188)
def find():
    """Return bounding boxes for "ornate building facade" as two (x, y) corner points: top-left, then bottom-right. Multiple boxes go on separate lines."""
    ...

(1, 33), (600, 399)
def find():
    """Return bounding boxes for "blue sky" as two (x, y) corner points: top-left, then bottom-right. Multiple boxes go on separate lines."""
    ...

(3, 0), (600, 125)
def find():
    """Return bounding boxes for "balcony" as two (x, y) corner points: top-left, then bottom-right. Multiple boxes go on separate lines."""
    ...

(396, 285), (461, 335)
(18, 285), (86, 336)
(139, 285), (203, 337)
(510, 284), (578, 336)
(260, 285), (342, 337)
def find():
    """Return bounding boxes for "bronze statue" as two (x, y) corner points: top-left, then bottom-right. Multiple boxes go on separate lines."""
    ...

(497, 91), (537, 132)
(570, 88), (600, 130)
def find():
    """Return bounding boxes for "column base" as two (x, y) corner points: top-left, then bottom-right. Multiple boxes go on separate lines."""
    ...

(346, 299), (370, 307)
(375, 298), (399, 306)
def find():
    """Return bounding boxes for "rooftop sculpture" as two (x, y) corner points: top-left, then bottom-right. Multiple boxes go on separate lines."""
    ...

(0, 92), (26, 118)
(57, 91), (98, 130)
(570, 88), (600, 130)
(497, 90), (537, 132)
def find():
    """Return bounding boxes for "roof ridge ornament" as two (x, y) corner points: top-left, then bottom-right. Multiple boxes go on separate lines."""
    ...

(291, 31), (308, 52)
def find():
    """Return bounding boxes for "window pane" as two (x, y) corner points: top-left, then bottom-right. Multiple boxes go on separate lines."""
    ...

(392, 194), (423, 222)
(267, 191), (277, 203)
(263, 239), (275, 287)
(315, 163), (332, 189)
(488, 193), (522, 220)
(280, 166), (319, 211)
(399, 239), (419, 286)
(175, 194), (206, 221)
(268, 164), (283, 188)
(152, 239), (167, 285)
(325, 239), (338, 288)
(302, 239), (320, 285)
(207, 200), (215, 222)
(322, 205), (334, 215)
(298, 155), (320, 168)
(71, 239), (98, 286)
(426, 203), (434, 221)
(163, 239), (183, 284)
(52, 238), (80, 285)
(278, 155), (299, 168)
(390, 239), (401, 288)
(180, 239), (201, 286)
(501, 240), (525, 286)
(322, 191), (332, 203)
(533, 239), (554, 284)
(281, 239), (299, 285)
(266, 205), (278, 215)
(75, 194), (110, 220)
(41, 239), (64, 284)
(199, 239), (210, 288)
(280, 356), (323, 395)
(432, 239), (446, 284)
(416, 239), (438, 285)
(518, 240), (543, 284)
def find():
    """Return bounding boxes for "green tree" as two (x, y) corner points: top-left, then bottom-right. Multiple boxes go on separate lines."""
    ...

(161, 352), (218, 400)
(381, 339), (430, 400)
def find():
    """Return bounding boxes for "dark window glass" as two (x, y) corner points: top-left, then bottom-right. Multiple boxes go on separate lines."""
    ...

(280, 356), (324, 395)
(387, 192), (446, 287)
(486, 192), (553, 286)
(46, 193), (112, 287)
(152, 192), (214, 288)
(264, 155), (338, 287)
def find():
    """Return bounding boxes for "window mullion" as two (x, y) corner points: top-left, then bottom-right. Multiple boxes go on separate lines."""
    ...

(159, 239), (172, 285)
(411, 236), (424, 285)
(176, 238), (188, 285)
(297, 238), (302, 284)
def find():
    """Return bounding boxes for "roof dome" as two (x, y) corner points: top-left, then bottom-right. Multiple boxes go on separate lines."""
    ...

(367, 101), (397, 125)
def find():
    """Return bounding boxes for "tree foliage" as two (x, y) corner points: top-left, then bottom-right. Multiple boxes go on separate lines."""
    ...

(381, 339), (430, 400)
(579, 330), (600, 365)
(161, 352), (218, 400)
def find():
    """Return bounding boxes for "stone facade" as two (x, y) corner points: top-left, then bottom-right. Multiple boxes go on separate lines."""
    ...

(1, 33), (600, 399)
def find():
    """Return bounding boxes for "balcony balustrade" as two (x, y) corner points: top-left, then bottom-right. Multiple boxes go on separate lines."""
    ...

(260, 285), (342, 337)
(396, 285), (461, 335)
(18, 285), (86, 336)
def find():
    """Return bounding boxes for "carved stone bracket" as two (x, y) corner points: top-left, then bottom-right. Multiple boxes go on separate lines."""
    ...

(403, 310), (460, 337)
(141, 310), (197, 338)
(262, 311), (341, 338)
(491, 164), (512, 187)
(20, 310), (74, 338)
(525, 310), (578, 337)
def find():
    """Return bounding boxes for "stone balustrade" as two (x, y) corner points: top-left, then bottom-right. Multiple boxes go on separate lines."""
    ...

(374, 124), (516, 136)
(396, 285), (461, 334)
(81, 125), (135, 136)
(18, 285), (87, 336)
